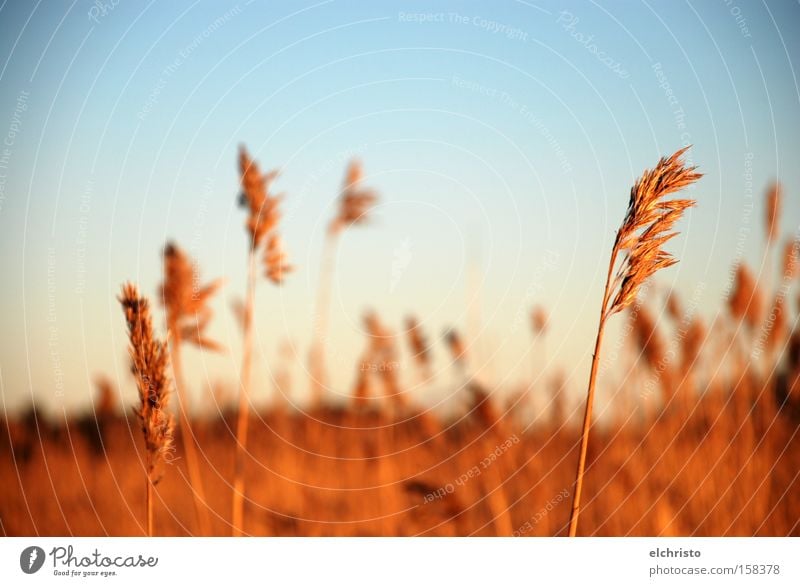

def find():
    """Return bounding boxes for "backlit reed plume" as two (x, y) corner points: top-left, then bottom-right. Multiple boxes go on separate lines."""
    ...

(666, 292), (682, 323)
(782, 238), (799, 280)
(445, 328), (467, 367)
(728, 264), (763, 329)
(531, 306), (548, 335)
(310, 159), (378, 405)
(352, 358), (373, 410)
(683, 317), (706, 370)
(119, 283), (175, 536)
(263, 233), (293, 284)
(160, 241), (223, 535)
(632, 306), (666, 373)
(632, 305), (672, 406)
(233, 146), (290, 536)
(764, 295), (787, 357)
(765, 182), (782, 246)
(93, 375), (117, 420)
(405, 316), (431, 382)
(364, 311), (405, 411)
(569, 147), (701, 536)
(466, 380), (514, 535)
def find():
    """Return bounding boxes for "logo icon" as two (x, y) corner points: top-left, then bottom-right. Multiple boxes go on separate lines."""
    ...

(20, 546), (45, 574)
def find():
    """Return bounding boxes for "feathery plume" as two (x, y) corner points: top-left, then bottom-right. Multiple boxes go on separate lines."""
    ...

(468, 381), (501, 429)
(309, 159), (379, 405)
(765, 182), (782, 245)
(683, 317), (706, 368)
(666, 291), (682, 323)
(330, 159), (378, 234)
(728, 264), (763, 329)
(405, 317), (431, 368)
(119, 283), (174, 536)
(263, 233), (293, 284)
(764, 295), (787, 355)
(93, 375), (117, 418)
(632, 305), (666, 371)
(531, 306), (548, 335)
(445, 328), (467, 366)
(364, 311), (404, 409)
(233, 146), (291, 536)
(238, 145), (282, 249)
(569, 147), (700, 537)
(607, 147), (701, 316)
(159, 242), (221, 534)
(782, 238), (800, 280)
(161, 242), (223, 352)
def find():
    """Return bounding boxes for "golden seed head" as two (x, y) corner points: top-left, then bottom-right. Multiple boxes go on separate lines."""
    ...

(330, 159), (378, 234)
(263, 233), (293, 285)
(609, 147), (701, 316)
(160, 242), (223, 352)
(765, 182), (782, 244)
(238, 145), (282, 249)
(728, 263), (763, 328)
(118, 283), (175, 483)
(531, 306), (548, 335)
(405, 317), (431, 366)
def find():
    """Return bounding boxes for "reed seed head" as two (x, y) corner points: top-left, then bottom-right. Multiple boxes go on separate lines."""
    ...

(263, 233), (293, 284)
(531, 306), (548, 335)
(119, 283), (175, 483)
(238, 145), (282, 249)
(765, 182), (782, 245)
(683, 317), (706, 368)
(631, 305), (666, 371)
(728, 263), (763, 329)
(160, 242), (223, 352)
(782, 238), (800, 279)
(764, 295), (787, 354)
(608, 147), (701, 316)
(468, 381), (500, 429)
(444, 328), (466, 365)
(405, 317), (431, 367)
(330, 159), (378, 234)
(665, 291), (682, 323)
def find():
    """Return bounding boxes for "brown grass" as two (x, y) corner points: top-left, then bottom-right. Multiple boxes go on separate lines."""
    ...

(569, 147), (701, 536)
(118, 283), (175, 536)
(232, 146), (288, 536)
(5, 147), (800, 540)
(309, 160), (379, 405)
(160, 242), (222, 535)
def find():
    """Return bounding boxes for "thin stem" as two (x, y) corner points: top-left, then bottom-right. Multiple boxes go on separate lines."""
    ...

(482, 432), (514, 536)
(169, 336), (212, 536)
(232, 249), (257, 536)
(309, 232), (339, 406)
(146, 474), (153, 537)
(568, 245), (618, 537)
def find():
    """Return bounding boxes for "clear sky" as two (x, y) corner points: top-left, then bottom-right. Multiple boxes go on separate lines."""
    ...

(0, 0), (798, 416)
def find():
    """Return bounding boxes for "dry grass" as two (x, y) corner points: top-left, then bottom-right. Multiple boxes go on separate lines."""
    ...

(2, 148), (799, 539)
(118, 283), (175, 536)
(309, 160), (379, 405)
(232, 146), (289, 536)
(569, 147), (701, 536)
(160, 242), (222, 535)
(2, 381), (798, 536)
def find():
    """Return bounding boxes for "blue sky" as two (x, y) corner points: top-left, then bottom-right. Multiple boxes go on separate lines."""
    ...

(0, 0), (798, 415)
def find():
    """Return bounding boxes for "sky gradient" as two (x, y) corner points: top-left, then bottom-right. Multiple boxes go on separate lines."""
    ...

(1, 0), (799, 416)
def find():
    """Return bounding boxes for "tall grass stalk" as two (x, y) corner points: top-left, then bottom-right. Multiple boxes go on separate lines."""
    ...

(568, 148), (700, 536)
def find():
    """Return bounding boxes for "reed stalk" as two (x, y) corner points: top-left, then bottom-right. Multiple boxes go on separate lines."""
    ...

(568, 147), (701, 536)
